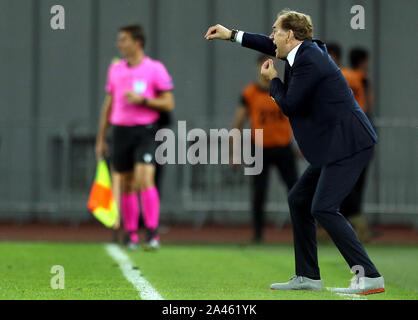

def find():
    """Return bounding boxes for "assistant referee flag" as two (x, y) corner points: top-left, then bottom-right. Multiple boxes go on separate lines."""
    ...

(87, 159), (119, 228)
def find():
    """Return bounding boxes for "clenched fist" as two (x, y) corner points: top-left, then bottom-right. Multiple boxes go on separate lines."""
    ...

(204, 24), (232, 41)
(95, 138), (108, 160)
(261, 59), (279, 81)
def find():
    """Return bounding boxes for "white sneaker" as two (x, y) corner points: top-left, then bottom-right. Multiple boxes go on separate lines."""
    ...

(143, 238), (160, 251)
(126, 241), (139, 251)
(331, 276), (385, 295)
(270, 275), (322, 291)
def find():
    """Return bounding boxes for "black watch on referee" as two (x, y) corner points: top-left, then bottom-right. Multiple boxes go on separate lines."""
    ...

(230, 29), (238, 42)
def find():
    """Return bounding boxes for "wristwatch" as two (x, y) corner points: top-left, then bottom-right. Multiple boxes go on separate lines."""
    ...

(142, 98), (148, 105)
(230, 29), (238, 42)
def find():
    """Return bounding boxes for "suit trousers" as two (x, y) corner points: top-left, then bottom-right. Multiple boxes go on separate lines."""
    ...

(288, 145), (380, 279)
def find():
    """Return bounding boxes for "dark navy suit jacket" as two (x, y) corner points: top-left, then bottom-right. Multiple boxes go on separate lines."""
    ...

(242, 32), (378, 166)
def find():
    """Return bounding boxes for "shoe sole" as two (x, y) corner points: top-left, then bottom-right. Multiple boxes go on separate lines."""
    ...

(270, 288), (322, 291)
(357, 288), (385, 295)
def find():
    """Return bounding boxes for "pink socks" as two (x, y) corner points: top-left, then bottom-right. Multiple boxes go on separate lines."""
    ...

(121, 193), (139, 243)
(121, 187), (160, 243)
(140, 186), (160, 232)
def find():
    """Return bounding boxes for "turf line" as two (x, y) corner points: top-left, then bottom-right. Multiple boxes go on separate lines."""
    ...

(105, 244), (164, 300)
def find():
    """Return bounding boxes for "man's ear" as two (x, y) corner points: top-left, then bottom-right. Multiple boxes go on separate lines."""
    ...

(287, 30), (294, 42)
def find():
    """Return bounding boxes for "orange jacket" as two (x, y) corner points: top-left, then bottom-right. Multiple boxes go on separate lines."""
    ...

(242, 83), (293, 148)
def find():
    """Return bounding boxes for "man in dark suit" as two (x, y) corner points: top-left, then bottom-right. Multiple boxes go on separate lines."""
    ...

(205, 9), (385, 295)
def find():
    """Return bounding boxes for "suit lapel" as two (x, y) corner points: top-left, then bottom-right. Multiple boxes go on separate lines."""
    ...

(284, 60), (291, 91)
(294, 40), (310, 61)
(283, 40), (312, 91)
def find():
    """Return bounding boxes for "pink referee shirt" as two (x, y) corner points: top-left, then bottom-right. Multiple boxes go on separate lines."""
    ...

(106, 57), (174, 126)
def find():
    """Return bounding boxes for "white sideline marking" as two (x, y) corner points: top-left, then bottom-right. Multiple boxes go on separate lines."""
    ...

(105, 244), (164, 300)
(326, 287), (368, 300)
(336, 293), (367, 300)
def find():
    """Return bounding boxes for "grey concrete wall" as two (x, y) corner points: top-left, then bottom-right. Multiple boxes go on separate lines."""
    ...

(0, 0), (417, 223)
(0, 0), (35, 212)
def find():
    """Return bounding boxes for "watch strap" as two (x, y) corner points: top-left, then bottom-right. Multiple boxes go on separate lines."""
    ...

(230, 29), (238, 42)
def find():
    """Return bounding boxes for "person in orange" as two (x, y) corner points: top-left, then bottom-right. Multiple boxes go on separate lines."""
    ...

(327, 44), (374, 241)
(348, 47), (374, 115)
(232, 55), (298, 243)
(327, 44), (373, 114)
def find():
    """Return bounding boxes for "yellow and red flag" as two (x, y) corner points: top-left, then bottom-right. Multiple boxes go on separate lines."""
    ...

(87, 159), (119, 228)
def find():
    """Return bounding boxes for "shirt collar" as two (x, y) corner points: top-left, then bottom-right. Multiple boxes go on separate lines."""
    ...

(286, 42), (302, 67)
(124, 56), (149, 68)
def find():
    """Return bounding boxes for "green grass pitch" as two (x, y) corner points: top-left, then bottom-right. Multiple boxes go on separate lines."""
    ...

(0, 242), (417, 300)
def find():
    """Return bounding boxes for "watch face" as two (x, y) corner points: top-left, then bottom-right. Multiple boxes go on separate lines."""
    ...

(133, 80), (147, 94)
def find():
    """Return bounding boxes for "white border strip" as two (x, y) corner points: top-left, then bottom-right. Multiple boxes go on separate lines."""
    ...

(105, 244), (164, 300)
